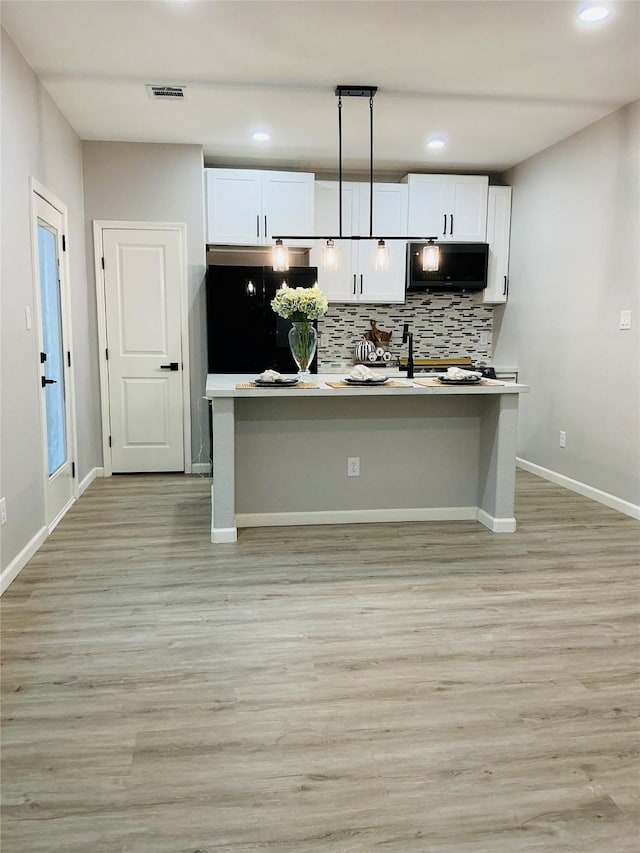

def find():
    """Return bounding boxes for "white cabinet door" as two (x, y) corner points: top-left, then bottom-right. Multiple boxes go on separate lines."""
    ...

(206, 169), (261, 244)
(262, 171), (314, 246)
(480, 186), (512, 304)
(311, 181), (358, 301)
(356, 183), (407, 303)
(206, 168), (315, 246)
(406, 174), (488, 242)
(447, 176), (489, 242)
(312, 181), (407, 303)
(406, 174), (451, 239)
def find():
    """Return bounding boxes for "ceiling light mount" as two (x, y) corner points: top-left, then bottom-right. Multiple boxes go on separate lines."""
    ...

(334, 85), (378, 99)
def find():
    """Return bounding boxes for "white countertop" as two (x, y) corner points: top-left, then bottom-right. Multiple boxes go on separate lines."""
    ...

(206, 373), (528, 398)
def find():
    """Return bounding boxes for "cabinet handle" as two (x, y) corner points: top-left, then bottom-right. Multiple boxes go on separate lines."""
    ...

(450, 215), (454, 235)
(503, 275), (509, 297)
(353, 274), (357, 295)
(264, 215), (268, 238)
(443, 214), (447, 236)
(256, 215), (260, 239)
(360, 274), (363, 295)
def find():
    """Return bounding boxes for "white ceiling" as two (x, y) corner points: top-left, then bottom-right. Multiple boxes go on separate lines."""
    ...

(2, 0), (639, 175)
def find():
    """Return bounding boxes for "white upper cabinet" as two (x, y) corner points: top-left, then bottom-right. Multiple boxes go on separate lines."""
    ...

(310, 181), (408, 303)
(404, 174), (489, 242)
(479, 186), (512, 304)
(205, 168), (314, 245)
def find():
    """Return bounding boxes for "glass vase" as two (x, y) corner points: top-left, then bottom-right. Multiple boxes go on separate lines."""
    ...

(288, 321), (317, 380)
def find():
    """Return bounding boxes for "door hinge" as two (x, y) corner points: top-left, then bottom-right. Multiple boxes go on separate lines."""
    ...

(67, 351), (71, 367)
(71, 462), (76, 478)
(40, 351), (47, 363)
(108, 435), (112, 447)
(101, 256), (105, 270)
(62, 234), (67, 252)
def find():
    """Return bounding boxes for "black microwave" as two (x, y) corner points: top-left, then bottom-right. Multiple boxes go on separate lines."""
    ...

(406, 242), (488, 292)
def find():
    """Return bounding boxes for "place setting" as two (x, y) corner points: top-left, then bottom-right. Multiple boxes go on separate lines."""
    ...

(414, 367), (502, 387)
(325, 364), (409, 389)
(236, 369), (319, 390)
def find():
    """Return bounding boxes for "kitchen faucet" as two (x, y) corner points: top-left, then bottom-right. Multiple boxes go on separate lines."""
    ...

(402, 323), (414, 379)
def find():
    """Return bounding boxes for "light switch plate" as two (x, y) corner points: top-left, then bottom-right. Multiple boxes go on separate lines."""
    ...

(619, 310), (632, 330)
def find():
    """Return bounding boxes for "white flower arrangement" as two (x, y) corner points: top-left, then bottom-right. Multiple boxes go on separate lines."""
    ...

(271, 286), (328, 322)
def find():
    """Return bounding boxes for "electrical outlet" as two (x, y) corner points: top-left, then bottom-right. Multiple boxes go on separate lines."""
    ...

(0, 497), (7, 526)
(559, 430), (566, 448)
(480, 331), (490, 347)
(619, 310), (632, 330)
(347, 457), (360, 477)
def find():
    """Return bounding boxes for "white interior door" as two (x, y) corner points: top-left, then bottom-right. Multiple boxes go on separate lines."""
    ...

(102, 228), (185, 473)
(34, 193), (75, 527)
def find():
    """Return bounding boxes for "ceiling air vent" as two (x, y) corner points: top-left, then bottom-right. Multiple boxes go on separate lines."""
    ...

(146, 85), (187, 101)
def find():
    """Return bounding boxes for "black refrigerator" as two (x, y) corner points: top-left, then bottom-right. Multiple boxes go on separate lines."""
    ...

(206, 265), (319, 374)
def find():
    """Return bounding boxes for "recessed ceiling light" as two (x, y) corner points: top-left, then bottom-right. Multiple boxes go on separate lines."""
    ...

(252, 130), (271, 142)
(426, 136), (446, 150)
(578, 5), (611, 22)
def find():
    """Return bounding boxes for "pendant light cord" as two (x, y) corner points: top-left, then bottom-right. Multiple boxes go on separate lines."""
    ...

(338, 93), (343, 238)
(369, 93), (374, 238)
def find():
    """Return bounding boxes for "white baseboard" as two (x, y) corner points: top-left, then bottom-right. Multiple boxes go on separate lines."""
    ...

(236, 506), (479, 529)
(78, 466), (103, 496)
(191, 462), (211, 475)
(0, 526), (48, 595)
(49, 496), (76, 533)
(517, 457), (640, 521)
(476, 509), (517, 533)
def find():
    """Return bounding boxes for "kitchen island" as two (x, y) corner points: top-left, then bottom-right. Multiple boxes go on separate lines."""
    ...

(205, 374), (529, 542)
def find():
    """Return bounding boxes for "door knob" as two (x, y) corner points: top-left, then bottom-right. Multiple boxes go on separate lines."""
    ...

(160, 362), (180, 371)
(41, 377), (57, 387)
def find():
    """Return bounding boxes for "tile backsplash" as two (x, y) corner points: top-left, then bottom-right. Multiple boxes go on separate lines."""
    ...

(317, 292), (493, 369)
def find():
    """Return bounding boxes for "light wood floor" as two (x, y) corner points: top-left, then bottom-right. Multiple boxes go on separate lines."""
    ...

(1, 471), (639, 853)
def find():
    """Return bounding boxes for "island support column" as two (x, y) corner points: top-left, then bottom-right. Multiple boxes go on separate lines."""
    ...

(477, 394), (519, 532)
(210, 397), (237, 542)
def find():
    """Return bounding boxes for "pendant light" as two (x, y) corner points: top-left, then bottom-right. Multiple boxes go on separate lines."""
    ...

(422, 239), (439, 272)
(272, 238), (289, 272)
(323, 239), (338, 271)
(272, 85), (440, 271)
(374, 239), (390, 271)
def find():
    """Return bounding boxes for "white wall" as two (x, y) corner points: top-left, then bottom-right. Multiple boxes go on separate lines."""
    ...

(0, 29), (102, 577)
(494, 101), (640, 508)
(81, 142), (207, 462)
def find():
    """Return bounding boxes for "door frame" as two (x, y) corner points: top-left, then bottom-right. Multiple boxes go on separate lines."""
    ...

(30, 178), (79, 528)
(93, 221), (192, 476)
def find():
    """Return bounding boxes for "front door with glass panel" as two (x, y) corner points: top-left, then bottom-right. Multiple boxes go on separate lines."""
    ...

(34, 194), (74, 528)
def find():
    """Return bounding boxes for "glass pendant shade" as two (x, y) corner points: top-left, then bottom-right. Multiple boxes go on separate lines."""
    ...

(272, 239), (289, 272)
(374, 239), (390, 272)
(323, 239), (338, 272)
(422, 242), (440, 272)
